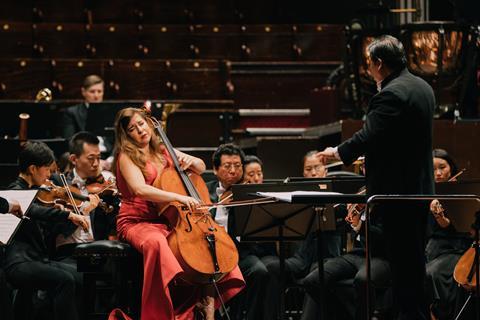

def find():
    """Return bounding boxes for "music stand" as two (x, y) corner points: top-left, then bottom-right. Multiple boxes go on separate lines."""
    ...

(285, 191), (366, 320)
(284, 176), (365, 194)
(231, 181), (337, 320)
(0, 189), (38, 245)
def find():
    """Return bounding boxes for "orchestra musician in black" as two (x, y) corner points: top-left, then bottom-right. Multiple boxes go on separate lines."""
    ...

(3, 141), (89, 320)
(426, 149), (470, 320)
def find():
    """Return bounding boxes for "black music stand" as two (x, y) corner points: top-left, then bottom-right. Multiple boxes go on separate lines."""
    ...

(231, 182), (339, 320)
(286, 191), (366, 320)
(0, 189), (38, 245)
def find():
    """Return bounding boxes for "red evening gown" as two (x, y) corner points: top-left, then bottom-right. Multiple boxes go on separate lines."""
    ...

(116, 156), (244, 320)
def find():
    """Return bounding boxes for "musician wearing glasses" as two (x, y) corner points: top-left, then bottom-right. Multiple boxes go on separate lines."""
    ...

(206, 144), (271, 320)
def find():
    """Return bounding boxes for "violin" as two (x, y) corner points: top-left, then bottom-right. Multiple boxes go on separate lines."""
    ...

(147, 109), (239, 285)
(37, 180), (89, 212)
(85, 174), (119, 198)
(38, 178), (114, 214)
(344, 187), (366, 229)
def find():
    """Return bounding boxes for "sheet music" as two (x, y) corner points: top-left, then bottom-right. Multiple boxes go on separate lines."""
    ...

(256, 191), (342, 203)
(0, 190), (37, 245)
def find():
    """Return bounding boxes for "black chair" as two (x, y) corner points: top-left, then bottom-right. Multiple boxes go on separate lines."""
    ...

(74, 240), (142, 320)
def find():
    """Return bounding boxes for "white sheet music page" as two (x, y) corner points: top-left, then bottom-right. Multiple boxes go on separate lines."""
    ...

(256, 191), (341, 203)
(0, 190), (37, 245)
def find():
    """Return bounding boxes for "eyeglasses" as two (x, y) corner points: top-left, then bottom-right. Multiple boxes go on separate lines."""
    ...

(220, 163), (243, 170)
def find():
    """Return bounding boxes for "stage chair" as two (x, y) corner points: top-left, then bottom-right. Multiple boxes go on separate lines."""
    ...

(75, 240), (142, 320)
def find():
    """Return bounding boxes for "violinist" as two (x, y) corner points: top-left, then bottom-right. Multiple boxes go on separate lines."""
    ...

(113, 108), (244, 320)
(50, 131), (118, 261)
(206, 144), (269, 320)
(426, 149), (469, 320)
(3, 141), (89, 320)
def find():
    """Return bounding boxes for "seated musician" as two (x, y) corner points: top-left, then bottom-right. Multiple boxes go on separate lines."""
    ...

(62, 74), (113, 171)
(301, 187), (390, 320)
(243, 155), (264, 184)
(426, 148), (470, 320)
(62, 75), (104, 139)
(3, 141), (89, 320)
(206, 145), (270, 320)
(50, 131), (118, 262)
(262, 150), (342, 318)
(113, 108), (244, 320)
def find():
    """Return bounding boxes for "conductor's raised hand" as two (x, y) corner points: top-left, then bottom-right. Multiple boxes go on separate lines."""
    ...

(315, 147), (339, 165)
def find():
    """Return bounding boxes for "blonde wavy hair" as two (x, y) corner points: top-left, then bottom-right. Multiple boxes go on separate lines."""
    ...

(112, 107), (165, 177)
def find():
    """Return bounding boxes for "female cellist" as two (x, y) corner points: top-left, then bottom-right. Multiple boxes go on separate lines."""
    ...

(112, 107), (244, 320)
(426, 148), (469, 320)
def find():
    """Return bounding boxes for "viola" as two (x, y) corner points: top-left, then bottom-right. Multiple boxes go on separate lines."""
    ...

(146, 109), (239, 285)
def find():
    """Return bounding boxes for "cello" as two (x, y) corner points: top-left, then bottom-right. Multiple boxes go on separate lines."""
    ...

(146, 110), (239, 285)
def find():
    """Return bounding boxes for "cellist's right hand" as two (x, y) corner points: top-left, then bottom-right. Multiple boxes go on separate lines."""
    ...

(177, 195), (201, 212)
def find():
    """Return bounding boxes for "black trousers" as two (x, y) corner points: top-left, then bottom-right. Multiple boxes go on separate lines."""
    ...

(229, 254), (270, 320)
(5, 260), (82, 320)
(426, 252), (462, 320)
(382, 202), (429, 320)
(302, 253), (391, 320)
(0, 268), (14, 320)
